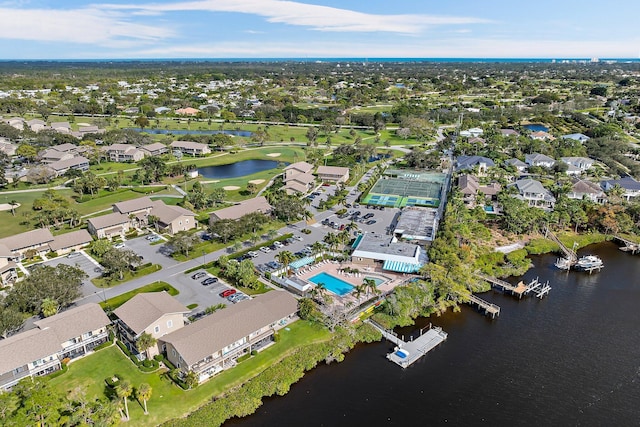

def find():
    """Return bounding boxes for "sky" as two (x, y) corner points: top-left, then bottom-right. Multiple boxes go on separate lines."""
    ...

(1, 0), (640, 59)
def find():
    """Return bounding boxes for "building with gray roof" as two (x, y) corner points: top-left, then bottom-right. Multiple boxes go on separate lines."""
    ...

(393, 207), (440, 243)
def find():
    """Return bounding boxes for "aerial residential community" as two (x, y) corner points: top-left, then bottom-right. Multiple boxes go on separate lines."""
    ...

(0, 2), (639, 425)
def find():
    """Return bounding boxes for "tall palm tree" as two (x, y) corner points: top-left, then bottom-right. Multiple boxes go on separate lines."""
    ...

(275, 250), (295, 275)
(136, 383), (152, 415)
(363, 278), (379, 298)
(311, 241), (325, 260)
(353, 283), (366, 301)
(116, 380), (133, 421)
(9, 200), (17, 217)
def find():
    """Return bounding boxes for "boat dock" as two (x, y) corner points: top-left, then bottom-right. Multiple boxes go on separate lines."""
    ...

(476, 273), (530, 298)
(467, 294), (500, 318)
(545, 226), (578, 270)
(523, 277), (551, 298)
(613, 235), (640, 255)
(366, 320), (448, 368)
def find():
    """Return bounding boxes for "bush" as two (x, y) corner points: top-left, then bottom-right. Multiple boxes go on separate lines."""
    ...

(47, 364), (68, 380)
(105, 375), (120, 388)
(301, 229), (311, 234)
(237, 353), (251, 363)
(92, 340), (113, 352)
(250, 350), (257, 356)
(154, 354), (164, 362)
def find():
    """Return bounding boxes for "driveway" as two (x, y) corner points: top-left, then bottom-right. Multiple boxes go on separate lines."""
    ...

(41, 251), (103, 297)
(120, 235), (181, 269)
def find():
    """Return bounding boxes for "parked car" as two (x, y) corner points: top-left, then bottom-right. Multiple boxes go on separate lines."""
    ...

(266, 261), (282, 270)
(113, 242), (125, 249)
(363, 213), (374, 219)
(191, 272), (207, 280)
(247, 251), (259, 258)
(66, 252), (82, 259)
(219, 288), (236, 298)
(293, 235), (303, 241)
(365, 220), (377, 225)
(259, 246), (271, 253)
(201, 277), (218, 286)
(145, 234), (157, 240)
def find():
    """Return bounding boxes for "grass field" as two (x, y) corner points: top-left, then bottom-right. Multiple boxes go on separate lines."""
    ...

(99, 281), (178, 311)
(48, 320), (330, 427)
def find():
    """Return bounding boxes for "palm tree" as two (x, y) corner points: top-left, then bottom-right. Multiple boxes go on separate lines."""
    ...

(136, 332), (157, 358)
(136, 383), (152, 415)
(311, 241), (325, 260)
(115, 380), (133, 421)
(363, 278), (379, 298)
(148, 214), (160, 232)
(311, 282), (329, 304)
(275, 250), (295, 275)
(353, 283), (366, 301)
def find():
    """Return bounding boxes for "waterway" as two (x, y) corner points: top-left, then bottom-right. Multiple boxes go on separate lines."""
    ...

(126, 127), (253, 137)
(229, 242), (640, 426)
(198, 159), (283, 179)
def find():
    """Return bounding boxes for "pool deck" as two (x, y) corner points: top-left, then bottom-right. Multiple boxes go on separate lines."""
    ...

(294, 260), (409, 304)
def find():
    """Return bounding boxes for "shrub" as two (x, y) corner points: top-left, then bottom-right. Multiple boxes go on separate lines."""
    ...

(237, 353), (251, 363)
(105, 375), (120, 388)
(250, 350), (257, 356)
(92, 340), (113, 352)
(154, 354), (164, 362)
(301, 229), (311, 234)
(47, 364), (68, 380)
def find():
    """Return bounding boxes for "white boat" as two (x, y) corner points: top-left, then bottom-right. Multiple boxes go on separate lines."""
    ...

(575, 255), (603, 270)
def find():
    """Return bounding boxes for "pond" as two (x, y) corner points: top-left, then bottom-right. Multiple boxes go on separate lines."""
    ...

(127, 128), (253, 137)
(198, 159), (284, 179)
(523, 123), (549, 132)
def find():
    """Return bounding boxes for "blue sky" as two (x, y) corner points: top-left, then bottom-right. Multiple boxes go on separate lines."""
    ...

(1, 0), (639, 59)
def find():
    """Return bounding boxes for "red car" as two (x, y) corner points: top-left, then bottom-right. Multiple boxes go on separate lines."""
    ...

(219, 289), (236, 298)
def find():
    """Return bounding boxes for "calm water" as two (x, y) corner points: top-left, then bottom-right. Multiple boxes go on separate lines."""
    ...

(524, 123), (549, 132)
(198, 159), (282, 179)
(229, 242), (640, 426)
(127, 127), (253, 137)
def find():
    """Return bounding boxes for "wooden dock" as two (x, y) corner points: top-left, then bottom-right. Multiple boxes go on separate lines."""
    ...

(366, 320), (448, 368)
(467, 294), (500, 318)
(613, 235), (640, 255)
(545, 226), (578, 269)
(476, 273), (528, 298)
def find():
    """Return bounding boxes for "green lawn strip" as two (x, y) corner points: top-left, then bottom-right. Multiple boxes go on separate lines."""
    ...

(525, 232), (608, 255)
(99, 281), (178, 311)
(91, 264), (163, 288)
(75, 189), (175, 216)
(48, 321), (330, 427)
(0, 189), (75, 238)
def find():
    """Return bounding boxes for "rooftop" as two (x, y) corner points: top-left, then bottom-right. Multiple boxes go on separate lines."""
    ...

(113, 291), (190, 336)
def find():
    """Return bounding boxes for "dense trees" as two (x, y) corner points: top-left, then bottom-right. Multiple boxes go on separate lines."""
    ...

(101, 247), (142, 280)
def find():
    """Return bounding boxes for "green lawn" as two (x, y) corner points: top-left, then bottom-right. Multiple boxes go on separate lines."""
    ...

(91, 264), (163, 288)
(0, 189), (75, 238)
(48, 320), (330, 427)
(99, 281), (178, 311)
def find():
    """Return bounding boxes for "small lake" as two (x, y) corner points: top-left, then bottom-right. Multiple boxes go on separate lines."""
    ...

(524, 123), (549, 132)
(127, 128), (253, 137)
(198, 159), (283, 179)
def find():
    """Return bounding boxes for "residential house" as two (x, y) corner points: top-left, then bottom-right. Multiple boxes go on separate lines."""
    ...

(48, 230), (93, 256)
(0, 243), (17, 285)
(560, 157), (594, 176)
(170, 140), (211, 156)
(160, 291), (297, 382)
(141, 142), (168, 157)
(455, 155), (495, 173)
(5, 117), (24, 130)
(39, 147), (75, 164)
(209, 196), (272, 224)
(0, 303), (110, 390)
(601, 176), (640, 201)
(48, 156), (90, 176)
(284, 161), (314, 179)
(500, 129), (520, 137)
(78, 125), (101, 135)
(505, 158), (528, 173)
(316, 165), (350, 183)
(525, 153), (556, 168)
(50, 122), (72, 134)
(459, 127), (484, 137)
(154, 107), (171, 114)
(113, 196), (155, 217)
(0, 228), (54, 259)
(87, 212), (131, 239)
(103, 144), (145, 162)
(0, 140), (17, 156)
(562, 133), (590, 143)
(26, 119), (47, 132)
(530, 131), (554, 140)
(113, 291), (189, 357)
(457, 174), (501, 206)
(283, 161), (316, 194)
(509, 178), (556, 210)
(567, 179), (607, 204)
(149, 200), (197, 234)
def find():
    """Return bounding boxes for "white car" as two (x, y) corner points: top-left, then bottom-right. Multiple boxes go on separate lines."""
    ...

(293, 235), (303, 241)
(113, 242), (126, 249)
(273, 241), (284, 248)
(259, 246), (271, 253)
(247, 251), (259, 258)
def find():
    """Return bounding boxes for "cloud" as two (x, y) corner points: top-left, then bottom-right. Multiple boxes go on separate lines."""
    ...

(0, 6), (173, 45)
(99, 0), (489, 34)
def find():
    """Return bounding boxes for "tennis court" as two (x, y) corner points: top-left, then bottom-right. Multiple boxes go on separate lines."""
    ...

(362, 170), (445, 208)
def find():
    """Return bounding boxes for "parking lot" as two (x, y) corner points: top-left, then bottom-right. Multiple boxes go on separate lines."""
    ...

(41, 252), (103, 296)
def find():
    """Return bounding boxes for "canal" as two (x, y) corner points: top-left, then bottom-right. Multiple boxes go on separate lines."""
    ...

(229, 242), (640, 426)
(198, 159), (283, 179)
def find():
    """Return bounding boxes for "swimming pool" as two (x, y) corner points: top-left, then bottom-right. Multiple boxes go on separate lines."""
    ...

(309, 272), (354, 296)
(364, 276), (385, 286)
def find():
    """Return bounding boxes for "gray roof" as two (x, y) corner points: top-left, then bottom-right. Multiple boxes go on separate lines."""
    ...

(53, 142), (77, 152)
(316, 165), (350, 176)
(458, 174), (479, 194)
(506, 158), (527, 167)
(0, 243), (12, 258)
(114, 291), (189, 335)
(525, 153), (556, 164)
(352, 232), (425, 264)
(0, 328), (60, 374)
(394, 207), (439, 240)
(87, 212), (130, 230)
(512, 179), (555, 200)
(48, 229), (92, 251)
(285, 161), (314, 174)
(49, 156), (89, 172)
(151, 200), (195, 225)
(113, 196), (154, 214)
(142, 142), (167, 153)
(0, 303), (110, 375)
(571, 180), (605, 194)
(456, 155), (495, 171)
(34, 303), (110, 345)
(160, 291), (297, 367)
(562, 133), (590, 141)
(210, 196), (272, 221)
(601, 176), (640, 191)
(0, 228), (54, 252)
(170, 140), (208, 150)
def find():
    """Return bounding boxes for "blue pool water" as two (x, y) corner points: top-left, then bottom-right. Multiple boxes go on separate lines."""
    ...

(364, 276), (385, 286)
(309, 272), (354, 296)
(484, 205), (495, 213)
(523, 123), (549, 132)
